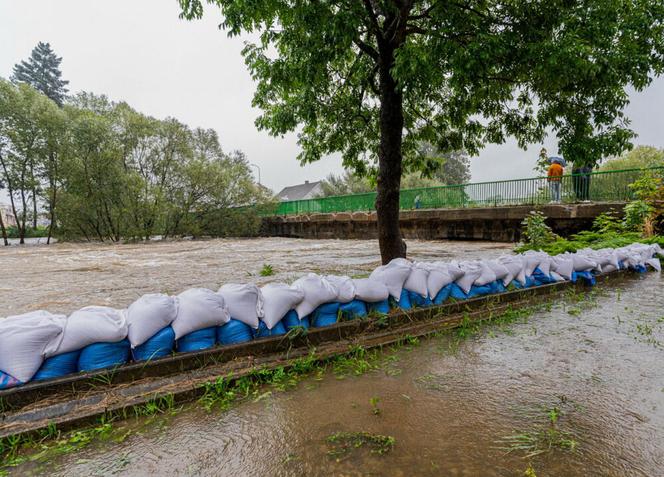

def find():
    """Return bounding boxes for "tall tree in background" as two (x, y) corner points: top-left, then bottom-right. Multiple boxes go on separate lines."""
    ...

(12, 42), (69, 106)
(11, 42), (69, 228)
(180, 0), (664, 264)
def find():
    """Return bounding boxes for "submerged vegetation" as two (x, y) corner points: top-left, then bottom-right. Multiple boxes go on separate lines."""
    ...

(325, 432), (395, 460)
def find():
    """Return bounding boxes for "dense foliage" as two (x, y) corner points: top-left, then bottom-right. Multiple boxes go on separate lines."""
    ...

(180, 0), (664, 263)
(517, 171), (664, 255)
(600, 146), (664, 172)
(0, 80), (271, 245)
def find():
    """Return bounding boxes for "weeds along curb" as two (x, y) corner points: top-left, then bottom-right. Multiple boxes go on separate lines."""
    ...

(0, 271), (629, 445)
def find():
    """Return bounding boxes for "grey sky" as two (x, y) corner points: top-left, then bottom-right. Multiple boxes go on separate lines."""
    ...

(1, 0), (663, 193)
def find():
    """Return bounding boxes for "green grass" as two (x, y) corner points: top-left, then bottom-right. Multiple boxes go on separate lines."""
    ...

(325, 432), (395, 460)
(259, 263), (274, 276)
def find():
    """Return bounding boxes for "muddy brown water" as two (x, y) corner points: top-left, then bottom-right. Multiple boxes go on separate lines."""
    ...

(0, 238), (511, 317)
(10, 273), (664, 476)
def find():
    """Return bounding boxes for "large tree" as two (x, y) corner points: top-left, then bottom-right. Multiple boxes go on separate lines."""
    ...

(12, 42), (69, 107)
(180, 0), (664, 263)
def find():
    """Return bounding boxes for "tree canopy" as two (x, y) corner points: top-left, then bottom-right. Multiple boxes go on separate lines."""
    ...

(0, 79), (271, 244)
(12, 42), (69, 106)
(181, 0), (664, 262)
(600, 145), (664, 172)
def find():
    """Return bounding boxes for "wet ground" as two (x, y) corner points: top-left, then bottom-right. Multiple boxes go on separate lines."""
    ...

(0, 238), (511, 317)
(10, 271), (664, 476)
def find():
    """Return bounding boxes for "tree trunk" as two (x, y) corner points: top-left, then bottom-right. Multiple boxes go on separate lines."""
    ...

(0, 209), (8, 246)
(375, 45), (406, 264)
(47, 152), (57, 244)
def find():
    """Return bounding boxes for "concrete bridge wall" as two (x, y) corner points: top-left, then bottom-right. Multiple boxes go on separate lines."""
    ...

(261, 202), (625, 242)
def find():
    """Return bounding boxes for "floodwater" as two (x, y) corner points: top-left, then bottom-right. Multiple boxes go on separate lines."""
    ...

(0, 238), (511, 317)
(12, 272), (664, 476)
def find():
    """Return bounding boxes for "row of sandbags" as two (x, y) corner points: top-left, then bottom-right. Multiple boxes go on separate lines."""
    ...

(0, 242), (661, 389)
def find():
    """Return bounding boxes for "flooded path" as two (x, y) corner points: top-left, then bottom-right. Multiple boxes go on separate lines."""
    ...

(11, 272), (664, 476)
(0, 238), (511, 317)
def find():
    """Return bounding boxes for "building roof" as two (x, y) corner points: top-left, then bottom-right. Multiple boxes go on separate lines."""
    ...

(276, 181), (322, 201)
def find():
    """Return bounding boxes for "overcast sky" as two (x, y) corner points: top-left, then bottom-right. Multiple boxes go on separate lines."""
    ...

(1, 0), (663, 193)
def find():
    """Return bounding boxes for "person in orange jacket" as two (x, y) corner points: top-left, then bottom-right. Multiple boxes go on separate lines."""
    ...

(547, 161), (564, 202)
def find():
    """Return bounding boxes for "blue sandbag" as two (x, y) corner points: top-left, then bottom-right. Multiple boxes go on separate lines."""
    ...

(256, 320), (287, 338)
(467, 284), (493, 298)
(311, 302), (340, 327)
(217, 319), (254, 345)
(433, 283), (453, 305)
(532, 267), (555, 285)
(133, 326), (175, 361)
(449, 283), (469, 300)
(396, 289), (412, 309)
(631, 264), (647, 273)
(525, 276), (537, 287)
(340, 299), (368, 320)
(367, 299), (390, 315)
(490, 281), (507, 294)
(0, 370), (21, 389)
(282, 310), (310, 331)
(618, 260), (625, 269)
(511, 280), (524, 289)
(571, 270), (596, 286)
(408, 290), (432, 308)
(34, 350), (80, 381)
(78, 339), (130, 372)
(177, 326), (217, 352)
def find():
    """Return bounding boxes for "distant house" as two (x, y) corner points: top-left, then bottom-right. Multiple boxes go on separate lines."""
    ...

(275, 180), (323, 201)
(0, 204), (17, 228)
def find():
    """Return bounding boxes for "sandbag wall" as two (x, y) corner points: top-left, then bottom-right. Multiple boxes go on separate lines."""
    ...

(0, 243), (661, 389)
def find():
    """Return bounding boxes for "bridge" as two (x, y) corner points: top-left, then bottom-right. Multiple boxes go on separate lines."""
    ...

(262, 167), (661, 242)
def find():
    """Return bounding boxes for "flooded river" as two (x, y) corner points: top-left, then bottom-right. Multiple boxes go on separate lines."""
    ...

(0, 238), (511, 317)
(9, 274), (664, 475)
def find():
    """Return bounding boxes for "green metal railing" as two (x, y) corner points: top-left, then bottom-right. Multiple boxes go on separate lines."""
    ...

(269, 167), (664, 216)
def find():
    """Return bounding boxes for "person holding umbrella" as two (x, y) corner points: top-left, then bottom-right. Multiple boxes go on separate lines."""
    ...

(546, 153), (565, 203)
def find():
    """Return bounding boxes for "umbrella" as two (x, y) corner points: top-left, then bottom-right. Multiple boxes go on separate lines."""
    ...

(548, 156), (567, 167)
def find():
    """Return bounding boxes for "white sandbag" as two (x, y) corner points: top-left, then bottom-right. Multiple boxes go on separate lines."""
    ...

(549, 271), (566, 282)
(550, 256), (574, 280)
(260, 283), (305, 329)
(126, 293), (179, 348)
(601, 263), (618, 273)
(404, 263), (429, 297)
(455, 262), (482, 294)
(52, 306), (128, 356)
(646, 257), (661, 272)
(436, 261), (465, 281)
(352, 278), (390, 302)
(498, 256), (526, 285)
(570, 253), (598, 272)
(218, 283), (264, 329)
(522, 250), (544, 277)
(171, 288), (230, 339)
(292, 274), (339, 318)
(473, 261), (497, 286)
(0, 311), (66, 382)
(369, 258), (412, 300)
(486, 260), (510, 282)
(425, 268), (454, 299)
(324, 275), (356, 303)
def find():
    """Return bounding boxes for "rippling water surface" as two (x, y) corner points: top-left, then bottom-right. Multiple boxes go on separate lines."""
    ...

(0, 238), (510, 316)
